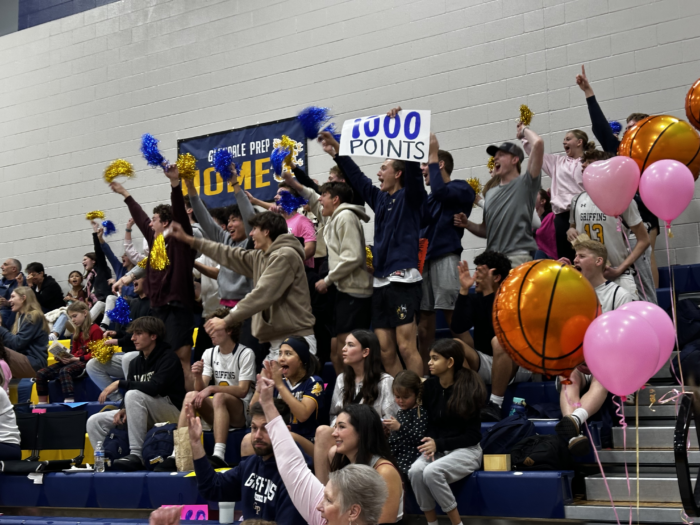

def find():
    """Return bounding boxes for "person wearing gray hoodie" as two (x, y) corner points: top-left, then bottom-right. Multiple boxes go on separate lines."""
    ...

(282, 172), (373, 374)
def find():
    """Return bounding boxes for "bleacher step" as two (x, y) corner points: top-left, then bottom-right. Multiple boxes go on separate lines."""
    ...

(585, 471), (682, 503)
(637, 384), (682, 404)
(565, 502), (689, 523)
(613, 425), (697, 449)
(622, 404), (681, 418)
(597, 449), (700, 465)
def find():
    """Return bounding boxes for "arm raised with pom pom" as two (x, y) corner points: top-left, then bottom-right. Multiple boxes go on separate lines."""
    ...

(111, 181), (155, 246)
(576, 65), (620, 154)
(183, 179), (230, 246)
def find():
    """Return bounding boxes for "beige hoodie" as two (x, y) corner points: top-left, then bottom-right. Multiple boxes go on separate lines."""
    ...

(299, 186), (373, 297)
(192, 234), (315, 342)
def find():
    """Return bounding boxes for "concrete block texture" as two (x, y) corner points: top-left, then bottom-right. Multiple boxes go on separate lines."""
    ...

(0, 0), (699, 288)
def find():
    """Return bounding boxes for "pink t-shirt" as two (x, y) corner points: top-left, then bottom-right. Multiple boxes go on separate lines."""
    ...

(286, 213), (317, 268)
(0, 359), (11, 394)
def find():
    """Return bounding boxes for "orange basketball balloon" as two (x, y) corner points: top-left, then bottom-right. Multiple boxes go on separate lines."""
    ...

(493, 260), (600, 379)
(686, 78), (700, 131)
(618, 115), (700, 180)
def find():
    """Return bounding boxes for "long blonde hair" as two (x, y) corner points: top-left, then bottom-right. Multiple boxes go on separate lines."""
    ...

(66, 301), (92, 340)
(11, 286), (50, 334)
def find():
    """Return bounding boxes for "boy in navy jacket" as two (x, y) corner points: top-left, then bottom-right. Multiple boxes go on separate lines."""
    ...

(318, 106), (427, 376)
(188, 399), (308, 525)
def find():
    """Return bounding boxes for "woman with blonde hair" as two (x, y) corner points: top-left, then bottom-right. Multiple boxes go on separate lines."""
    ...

(35, 301), (103, 403)
(0, 287), (49, 378)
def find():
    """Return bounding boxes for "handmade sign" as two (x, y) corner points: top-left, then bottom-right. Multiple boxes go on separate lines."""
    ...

(339, 110), (431, 162)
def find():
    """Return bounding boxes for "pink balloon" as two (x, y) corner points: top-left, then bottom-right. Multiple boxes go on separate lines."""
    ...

(618, 301), (676, 374)
(582, 157), (641, 217)
(583, 311), (659, 397)
(639, 160), (695, 223)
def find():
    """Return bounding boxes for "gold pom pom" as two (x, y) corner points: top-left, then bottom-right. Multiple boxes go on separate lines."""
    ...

(467, 177), (483, 195)
(487, 157), (495, 172)
(104, 159), (134, 184)
(138, 257), (148, 269)
(176, 153), (197, 181)
(86, 211), (105, 220)
(149, 234), (170, 271)
(89, 338), (114, 365)
(519, 104), (534, 126)
(365, 246), (374, 271)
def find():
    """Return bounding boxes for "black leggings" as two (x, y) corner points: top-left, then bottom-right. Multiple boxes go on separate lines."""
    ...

(554, 211), (576, 262)
(0, 442), (21, 461)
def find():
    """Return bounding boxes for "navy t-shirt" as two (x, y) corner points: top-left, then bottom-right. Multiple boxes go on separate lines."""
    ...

(274, 375), (324, 441)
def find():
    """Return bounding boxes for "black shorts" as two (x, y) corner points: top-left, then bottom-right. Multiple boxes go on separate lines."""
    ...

(151, 302), (196, 351)
(371, 281), (422, 329)
(334, 291), (372, 335)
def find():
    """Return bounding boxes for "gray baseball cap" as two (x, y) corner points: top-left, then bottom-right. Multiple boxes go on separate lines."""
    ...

(486, 142), (525, 163)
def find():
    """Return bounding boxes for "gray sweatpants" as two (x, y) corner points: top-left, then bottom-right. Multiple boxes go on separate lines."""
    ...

(86, 352), (140, 402)
(86, 389), (180, 458)
(408, 444), (482, 513)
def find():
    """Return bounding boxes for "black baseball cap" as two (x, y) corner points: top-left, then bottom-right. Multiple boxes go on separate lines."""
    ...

(486, 142), (525, 163)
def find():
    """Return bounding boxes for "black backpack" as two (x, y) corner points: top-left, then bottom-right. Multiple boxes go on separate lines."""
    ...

(142, 423), (177, 471)
(511, 434), (574, 471)
(103, 425), (130, 467)
(480, 412), (536, 455)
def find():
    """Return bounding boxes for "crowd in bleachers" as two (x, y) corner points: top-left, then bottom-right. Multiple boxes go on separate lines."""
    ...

(0, 68), (678, 525)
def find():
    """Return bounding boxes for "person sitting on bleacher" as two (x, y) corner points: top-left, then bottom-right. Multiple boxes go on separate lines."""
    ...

(88, 316), (186, 471)
(0, 367), (21, 461)
(451, 251), (531, 422)
(186, 398), (309, 525)
(0, 258), (22, 329)
(0, 287), (48, 379)
(35, 301), (103, 404)
(555, 235), (635, 456)
(409, 339), (487, 525)
(159, 308), (255, 471)
(248, 336), (324, 444)
(86, 276), (151, 402)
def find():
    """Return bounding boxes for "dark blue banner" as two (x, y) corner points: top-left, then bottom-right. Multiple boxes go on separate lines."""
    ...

(177, 117), (307, 208)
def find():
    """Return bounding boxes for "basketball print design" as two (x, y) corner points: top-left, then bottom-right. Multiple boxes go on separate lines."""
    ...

(686, 78), (700, 131)
(492, 260), (600, 379)
(618, 115), (700, 180)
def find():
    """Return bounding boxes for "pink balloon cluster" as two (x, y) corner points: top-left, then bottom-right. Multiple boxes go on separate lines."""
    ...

(583, 302), (675, 397)
(583, 156), (694, 224)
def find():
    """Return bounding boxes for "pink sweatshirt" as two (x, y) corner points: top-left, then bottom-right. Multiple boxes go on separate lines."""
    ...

(522, 139), (584, 215)
(268, 415), (325, 525)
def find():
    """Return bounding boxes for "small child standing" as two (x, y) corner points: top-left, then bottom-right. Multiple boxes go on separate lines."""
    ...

(35, 302), (103, 403)
(383, 370), (427, 476)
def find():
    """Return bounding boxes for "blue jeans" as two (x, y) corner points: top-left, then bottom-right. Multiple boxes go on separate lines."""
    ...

(52, 313), (68, 337)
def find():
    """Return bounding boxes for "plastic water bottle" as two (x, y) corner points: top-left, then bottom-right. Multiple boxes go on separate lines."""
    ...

(94, 441), (105, 473)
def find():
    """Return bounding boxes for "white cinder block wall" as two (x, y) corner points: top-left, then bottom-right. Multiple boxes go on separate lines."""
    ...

(1, 0), (699, 290)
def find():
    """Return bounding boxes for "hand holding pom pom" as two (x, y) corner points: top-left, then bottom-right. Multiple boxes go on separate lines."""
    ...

(213, 149), (239, 183)
(609, 120), (622, 137)
(104, 159), (134, 184)
(519, 104), (534, 126)
(102, 220), (117, 236)
(141, 133), (168, 169)
(176, 153), (197, 181)
(89, 339), (115, 365)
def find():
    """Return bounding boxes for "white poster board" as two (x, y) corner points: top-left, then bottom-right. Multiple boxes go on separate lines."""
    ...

(338, 110), (431, 162)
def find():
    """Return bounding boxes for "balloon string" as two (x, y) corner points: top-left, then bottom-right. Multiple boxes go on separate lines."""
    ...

(585, 421), (621, 525)
(635, 392), (639, 525)
(664, 221), (686, 394)
(618, 217), (649, 302)
(613, 396), (633, 525)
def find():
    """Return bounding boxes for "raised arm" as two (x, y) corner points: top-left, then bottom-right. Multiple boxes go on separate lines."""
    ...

(184, 178), (229, 245)
(576, 65), (620, 153)
(428, 133), (475, 205)
(518, 123), (544, 179)
(111, 182), (154, 245)
(292, 166), (320, 194)
(165, 165), (193, 237)
(232, 176), (256, 235)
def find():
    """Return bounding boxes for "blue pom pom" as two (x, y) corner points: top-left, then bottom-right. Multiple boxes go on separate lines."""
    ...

(322, 123), (341, 142)
(102, 220), (117, 236)
(141, 133), (166, 168)
(213, 149), (239, 182)
(278, 191), (308, 215)
(270, 147), (289, 176)
(297, 106), (332, 139)
(107, 296), (132, 325)
(609, 120), (622, 136)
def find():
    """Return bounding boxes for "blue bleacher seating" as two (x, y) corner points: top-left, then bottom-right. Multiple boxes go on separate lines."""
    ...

(146, 472), (207, 507)
(44, 472), (96, 508)
(0, 471), (45, 506)
(48, 375), (102, 403)
(93, 472), (149, 509)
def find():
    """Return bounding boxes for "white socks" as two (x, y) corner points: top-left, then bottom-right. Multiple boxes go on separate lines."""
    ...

(428, 521), (438, 525)
(490, 394), (504, 408)
(64, 398), (75, 403)
(571, 407), (589, 427)
(213, 443), (227, 459)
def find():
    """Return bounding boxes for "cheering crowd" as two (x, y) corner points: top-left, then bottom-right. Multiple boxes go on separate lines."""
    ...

(0, 68), (664, 525)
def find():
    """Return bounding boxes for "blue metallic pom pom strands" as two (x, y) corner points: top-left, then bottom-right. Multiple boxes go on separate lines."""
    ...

(270, 146), (290, 177)
(609, 120), (622, 137)
(102, 220), (116, 236)
(212, 148), (239, 183)
(278, 191), (308, 215)
(297, 106), (333, 139)
(107, 295), (132, 325)
(140, 133), (168, 170)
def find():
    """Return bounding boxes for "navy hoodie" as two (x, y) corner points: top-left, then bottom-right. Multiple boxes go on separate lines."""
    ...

(335, 155), (426, 278)
(420, 163), (475, 261)
(193, 449), (309, 525)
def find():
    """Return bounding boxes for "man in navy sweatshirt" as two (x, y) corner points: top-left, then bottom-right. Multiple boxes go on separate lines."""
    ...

(318, 106), (427, 376)
(417, 134), (475, 369)
(187, 399), (308, 525)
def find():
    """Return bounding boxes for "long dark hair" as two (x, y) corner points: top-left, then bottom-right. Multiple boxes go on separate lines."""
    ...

(330, 404), (398, 472)
(430, 339), (487, 419)
(341, 329), (384, 408)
